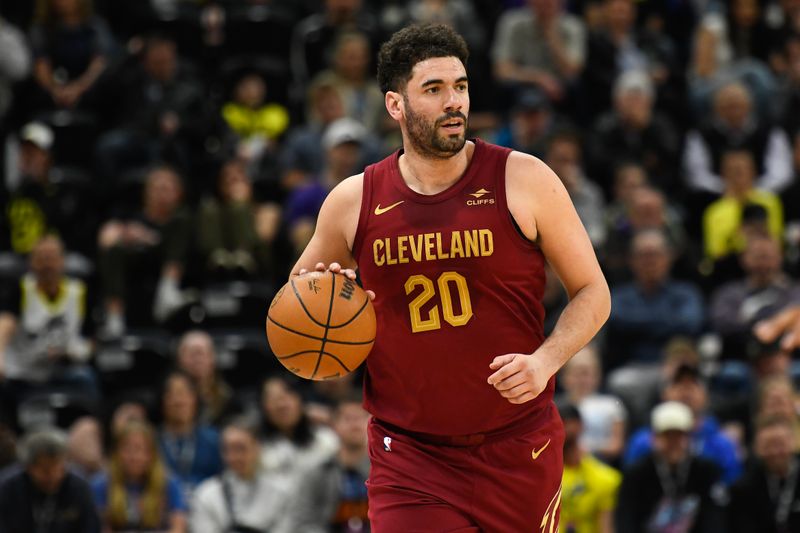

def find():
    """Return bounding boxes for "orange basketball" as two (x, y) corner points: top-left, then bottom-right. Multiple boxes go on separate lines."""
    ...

(266, 271), (376, 380)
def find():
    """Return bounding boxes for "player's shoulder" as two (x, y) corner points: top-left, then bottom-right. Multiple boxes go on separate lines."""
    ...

(323, 173), (364, 210)
(504, 150), (562, 195)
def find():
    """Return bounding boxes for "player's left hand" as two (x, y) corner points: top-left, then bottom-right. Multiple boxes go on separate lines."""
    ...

(487, 353), (552, 404)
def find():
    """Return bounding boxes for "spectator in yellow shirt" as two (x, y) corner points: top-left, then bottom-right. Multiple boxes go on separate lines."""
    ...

(559, 404), (622, 533)
(703, 149), (783, 262)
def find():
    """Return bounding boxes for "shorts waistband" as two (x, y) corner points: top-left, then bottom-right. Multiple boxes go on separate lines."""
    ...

(373, 404), (553, 448)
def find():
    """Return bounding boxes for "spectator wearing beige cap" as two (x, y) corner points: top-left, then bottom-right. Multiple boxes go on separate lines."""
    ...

(616, 401), (726, 533)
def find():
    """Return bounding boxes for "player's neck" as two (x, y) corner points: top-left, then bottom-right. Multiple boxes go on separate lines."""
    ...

(398, 140), (473, 196)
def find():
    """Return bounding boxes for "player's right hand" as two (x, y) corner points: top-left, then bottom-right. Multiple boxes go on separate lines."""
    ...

(754, 305), (800, 351)
(297, 262), (376, 301)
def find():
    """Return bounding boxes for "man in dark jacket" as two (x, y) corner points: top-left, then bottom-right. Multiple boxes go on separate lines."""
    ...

(0, 428), (100, 533)
(730, 415), (800, 533)
(616, 401), (727, 533)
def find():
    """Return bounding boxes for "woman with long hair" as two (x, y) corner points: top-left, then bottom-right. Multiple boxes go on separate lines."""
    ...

(91, 421), (187, 532)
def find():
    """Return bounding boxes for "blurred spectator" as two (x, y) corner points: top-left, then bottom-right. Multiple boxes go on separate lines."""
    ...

(603, 186), (686, 284)
(94, 34), (203, 185)
(775, 36), (800, 135)
(197, 160), (281, 282)
(382, 0), (485, 53)
(616, 401), (726, 533)
(491, 0), (586, 103)
(0, 423), (17, 469)
(493, 88), (559, 158)
(155, 370), (223, 500)
(280, 81), (346, 189)
(191, 417), (295, 533)
(544, 129), (606, 248)
(97, 165), (192, 335)
(306, 371), (360, 425)
(259, 376), (339, 481)
(625, 364), (742, 486)
(0, 428), (100, 533)
(0, 16), (31, 122)
(607, 229), (704, 365)
(684, 81), (793, 195)
(754, 304), (800, 353)
(1, 121), (96, 255)
(729, 415), (800, 533)
(702, 150), (783, 264)
(175, 330), (241, 427)
(603, 161), (647, 238)
(559, 344), (627, 465)
(289, 395), (370, 533)
(285, 117), (367, 257)
(0, 235), (97, 402)
(587, 70), (680, 197)
(92, 420), (187, 532)
(109, 399), (148, 438)
(688, 1), (776, 118)
(311, 31), (384, 134)
(29, 0), (116, 110)
(67, 416), (104, 479)
(290, 0), (380, 91)
(222, 71), (290, 171)
(756, 376), (800, 448)
(558, 403), (621, 533)
(710, 236), (800, 359)
(581, 0), (677, 121)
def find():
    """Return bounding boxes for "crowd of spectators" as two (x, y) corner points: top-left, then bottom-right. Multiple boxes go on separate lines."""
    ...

(0, 0), (799, 531)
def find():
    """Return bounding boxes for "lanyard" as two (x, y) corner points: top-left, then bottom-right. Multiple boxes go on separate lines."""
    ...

(767, 458), (799, 530)
(655, 457), (690, 499)
(162, 430), (197, 477)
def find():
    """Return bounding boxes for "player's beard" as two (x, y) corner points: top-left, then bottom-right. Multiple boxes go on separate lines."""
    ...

(404, 97), (467, 160)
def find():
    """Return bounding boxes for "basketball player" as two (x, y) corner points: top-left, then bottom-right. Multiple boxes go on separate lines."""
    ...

(292, 24), (610, 532)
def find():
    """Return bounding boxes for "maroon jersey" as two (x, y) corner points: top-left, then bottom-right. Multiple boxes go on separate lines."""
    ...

(352, 139), (550, 435)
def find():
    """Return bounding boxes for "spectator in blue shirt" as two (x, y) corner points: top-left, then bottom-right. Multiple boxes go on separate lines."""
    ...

(624, 364), (743, 485)
(607, 229), (705, 367)
(92, 420), (186, 532)
(155, 371), (223, 503)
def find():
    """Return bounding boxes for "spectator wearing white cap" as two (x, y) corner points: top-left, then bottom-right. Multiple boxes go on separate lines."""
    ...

(616, 401), (727, 533)
(1, 121), (96, 255)
(284, 117), (368, 257)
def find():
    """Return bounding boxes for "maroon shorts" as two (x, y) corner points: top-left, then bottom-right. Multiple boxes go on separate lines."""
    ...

(366, 402), (565, 533)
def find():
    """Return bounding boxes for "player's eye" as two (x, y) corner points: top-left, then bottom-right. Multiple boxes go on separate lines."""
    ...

(426, 87), (440, 94)
(456, 84), (468, 91)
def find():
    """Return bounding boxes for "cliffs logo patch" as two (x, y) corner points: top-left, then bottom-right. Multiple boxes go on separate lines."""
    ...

(467, 188), (494, 206)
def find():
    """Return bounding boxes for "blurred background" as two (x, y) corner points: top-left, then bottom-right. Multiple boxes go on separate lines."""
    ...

(0, 0), (799, 531)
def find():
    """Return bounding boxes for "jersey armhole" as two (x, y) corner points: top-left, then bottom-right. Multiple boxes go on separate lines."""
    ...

(495, 151), (541, 252)
(351, 166), (374, 260)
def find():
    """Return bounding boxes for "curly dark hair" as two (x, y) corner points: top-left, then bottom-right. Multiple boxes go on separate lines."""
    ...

(377, 23), (469, 94)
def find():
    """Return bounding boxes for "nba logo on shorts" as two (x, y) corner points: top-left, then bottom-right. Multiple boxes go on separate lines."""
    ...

(383, 436), (392, 452)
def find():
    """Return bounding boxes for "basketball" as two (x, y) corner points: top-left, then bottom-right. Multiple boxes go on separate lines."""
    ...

(266, 271), (376, 380)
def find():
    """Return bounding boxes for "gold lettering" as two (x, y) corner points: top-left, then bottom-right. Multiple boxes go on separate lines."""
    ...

(435, 232), (449, 259)
(397, 235), (409, 264)
(479, 229), (494, 257)
(465, 230), (480, 258)
(373, 239), (385, 266)
(409, 234), (423, 262)
(385, 238), (397, 265)
(450, 231), (464, 259)
(424, 233), (436, 261)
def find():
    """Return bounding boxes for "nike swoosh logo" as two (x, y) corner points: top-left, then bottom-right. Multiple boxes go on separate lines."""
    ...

(531, 438), (551, 460)
(374, 201), (404, 215)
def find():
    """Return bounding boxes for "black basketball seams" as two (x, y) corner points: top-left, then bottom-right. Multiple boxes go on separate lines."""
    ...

(266, 315), (374, 345)
(290, 276), (328, 327)
(328, 296), (370, 329)
(275, 349), (352, 373)
(312, 271), (338, 379)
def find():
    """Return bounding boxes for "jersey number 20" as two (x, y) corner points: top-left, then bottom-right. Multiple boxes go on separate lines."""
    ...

(405, 272), (473, 333)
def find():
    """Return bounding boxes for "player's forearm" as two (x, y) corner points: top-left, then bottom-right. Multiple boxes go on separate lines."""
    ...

(534, 281), (610, 376)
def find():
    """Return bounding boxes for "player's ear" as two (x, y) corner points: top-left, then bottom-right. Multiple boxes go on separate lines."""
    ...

(385, 91), (404, 121)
